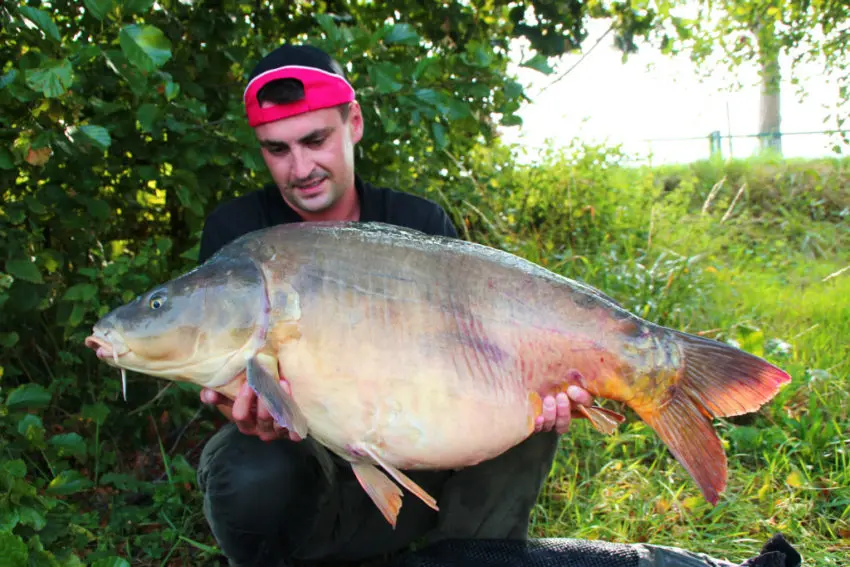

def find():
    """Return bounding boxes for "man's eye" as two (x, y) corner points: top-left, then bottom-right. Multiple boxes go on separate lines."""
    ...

(306, 138), (325, 147)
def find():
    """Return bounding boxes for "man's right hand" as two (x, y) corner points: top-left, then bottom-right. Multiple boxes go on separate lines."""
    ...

(200, 375), (303, 443)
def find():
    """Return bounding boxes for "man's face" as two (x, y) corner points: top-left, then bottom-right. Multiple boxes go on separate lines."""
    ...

(253, 102), (364, 214)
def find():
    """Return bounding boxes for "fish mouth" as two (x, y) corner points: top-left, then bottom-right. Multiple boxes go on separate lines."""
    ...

(85, 331), (130, 362)
(85, 328), (131, 401)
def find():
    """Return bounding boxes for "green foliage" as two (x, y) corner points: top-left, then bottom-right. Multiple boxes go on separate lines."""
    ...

(1, 0), (662, 564)
(2, 0), (848, 564)
(514, 148), (850, 564)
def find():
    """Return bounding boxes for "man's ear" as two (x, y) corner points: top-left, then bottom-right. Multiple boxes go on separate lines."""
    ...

(348, 101), (364, 144)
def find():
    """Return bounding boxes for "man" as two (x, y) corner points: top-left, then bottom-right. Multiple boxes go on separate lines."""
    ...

(195, 44), (594, 566)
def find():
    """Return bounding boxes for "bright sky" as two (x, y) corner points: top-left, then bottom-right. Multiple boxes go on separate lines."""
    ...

(501, 19), (846, 166)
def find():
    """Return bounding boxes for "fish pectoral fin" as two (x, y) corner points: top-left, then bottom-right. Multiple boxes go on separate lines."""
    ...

(245, 356), (308, 439)
(578, 405), (626, 436)
(351, 462), (404, 528)
(358, 444), (439, 513)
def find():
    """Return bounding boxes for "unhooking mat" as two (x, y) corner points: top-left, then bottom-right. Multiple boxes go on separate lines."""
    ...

(388, 533), (802, 567)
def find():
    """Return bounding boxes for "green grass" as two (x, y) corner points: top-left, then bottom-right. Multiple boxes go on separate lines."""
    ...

(525, 180), (850, 565)
(5, 147), (848, 566)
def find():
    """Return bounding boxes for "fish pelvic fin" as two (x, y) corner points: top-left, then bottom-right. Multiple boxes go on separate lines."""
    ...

(577, 405), (626, 435)
(245, 355), (309, 439)
(633, 329), (791, 506)
(359, 444), (439, 513)
(352, 462), (403, 528)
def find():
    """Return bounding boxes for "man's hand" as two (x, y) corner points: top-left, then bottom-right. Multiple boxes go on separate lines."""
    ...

(200, 374), (302, 443)
(534, 375), (594, 435)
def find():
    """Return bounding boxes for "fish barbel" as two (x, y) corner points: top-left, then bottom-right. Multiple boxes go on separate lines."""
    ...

(84, 221), (790, 527)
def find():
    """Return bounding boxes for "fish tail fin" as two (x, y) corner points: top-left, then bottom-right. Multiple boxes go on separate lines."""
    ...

(633, 330), (791, 505)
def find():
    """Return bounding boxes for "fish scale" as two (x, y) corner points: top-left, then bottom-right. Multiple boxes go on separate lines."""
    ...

(84, 221), (791, 529)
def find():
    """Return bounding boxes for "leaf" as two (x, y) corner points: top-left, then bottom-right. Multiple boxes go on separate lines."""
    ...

(47, 470), (93, 495)
(785, 470), (804, 488)
(369, 62), (402, 94)
(521, 53), (554, 75)
(0, 147), (14, 170)
(0, 69), (18, 89)
(62, 283), (98, 302)
(91, 558), (131, 567)
(25, 146), (52, 166)
(100, 472), (147, 491)
(384, 23), (419, 45)
(0, 505), (19, 531)
(3, 459), (27, 478)
(504, 79), (523, 100)
(82, 0), (114, 21)
(315, 14), (341, 44)
(164, 80), (179, 101)
(432, 122), (448, 149)
(19, 6), (61, 41)
(119, 24), (172, 73)
(414, 88), (441, 107)
(19, 506), (47, 530)
(6, 383), (52, 410)
(0, 332), (19, 348)
(0, 533), (28, 566)
(25, 59), (74, 98)
(50, 433), (87, 460)
(136, 103), (159, 132)
(81, 402), (110, 426)
(79, 125), (112, 150)
(6, 258), (44, 283)
(124, 0), (156, 15)
(17, 414), (46, 442)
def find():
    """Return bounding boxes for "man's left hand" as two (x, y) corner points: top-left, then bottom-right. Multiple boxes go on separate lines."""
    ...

(535, 383), (594, 435)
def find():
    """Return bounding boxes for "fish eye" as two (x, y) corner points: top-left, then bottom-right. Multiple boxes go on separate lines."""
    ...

(149, 294), (167, 310)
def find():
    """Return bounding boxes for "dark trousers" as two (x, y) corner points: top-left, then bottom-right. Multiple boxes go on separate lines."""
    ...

(197, 423), (560, 566)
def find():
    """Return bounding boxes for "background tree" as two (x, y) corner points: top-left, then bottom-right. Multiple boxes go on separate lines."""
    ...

(645, 0), (850, 154)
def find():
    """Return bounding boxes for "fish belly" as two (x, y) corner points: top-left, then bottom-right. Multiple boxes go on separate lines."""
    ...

(281, 350), (534, 469)
(263, 225), (618, 469)
(275, 269), (539, 469)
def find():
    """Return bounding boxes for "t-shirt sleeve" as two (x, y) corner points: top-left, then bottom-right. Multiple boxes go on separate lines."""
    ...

(425, 205), (459, 238)
(198, 211), (235, 264)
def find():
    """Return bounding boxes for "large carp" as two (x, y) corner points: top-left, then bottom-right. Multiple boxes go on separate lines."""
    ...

(84, 221), (790, 527)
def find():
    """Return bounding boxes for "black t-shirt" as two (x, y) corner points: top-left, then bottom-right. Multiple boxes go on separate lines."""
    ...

(198, 176), (459, 263)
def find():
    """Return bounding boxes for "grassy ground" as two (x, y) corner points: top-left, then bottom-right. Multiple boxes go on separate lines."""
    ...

(526, 170), (850, 565)
(6, 151), (846, 566)
(133, 154), (850, 565)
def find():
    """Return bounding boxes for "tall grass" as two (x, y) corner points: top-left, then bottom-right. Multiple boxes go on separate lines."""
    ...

(462, 144), (850, 564)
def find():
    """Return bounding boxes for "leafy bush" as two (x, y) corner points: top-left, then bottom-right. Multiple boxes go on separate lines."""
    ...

(2, 1), (849, 565)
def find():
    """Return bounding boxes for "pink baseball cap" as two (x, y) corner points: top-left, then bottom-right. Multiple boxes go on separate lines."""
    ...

(243, 44), (356, 127)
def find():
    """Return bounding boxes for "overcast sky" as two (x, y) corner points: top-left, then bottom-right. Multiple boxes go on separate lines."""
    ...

(500, 18), (846, 165)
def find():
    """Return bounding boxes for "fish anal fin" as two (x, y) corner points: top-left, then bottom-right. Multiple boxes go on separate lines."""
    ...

(245, 356), (309, 439)
(351, 463), (403, 528)
(531, 382), (625, 435)
(358, 444), (439, 513)
(578, 405), (626, 435)
(636, 392), (726, 506)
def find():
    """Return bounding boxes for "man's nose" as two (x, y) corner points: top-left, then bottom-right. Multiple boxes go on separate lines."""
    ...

(291, 149), (315, 180)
